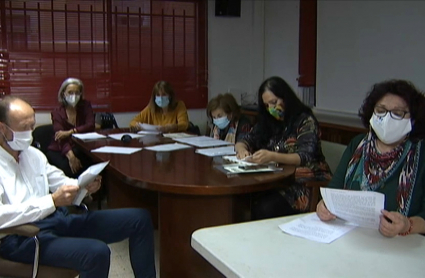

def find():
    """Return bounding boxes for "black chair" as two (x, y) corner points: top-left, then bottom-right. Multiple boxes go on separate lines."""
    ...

(32, 124), (55, 154)
(95, 112), (118, 129)
(187, 122), (201, 135)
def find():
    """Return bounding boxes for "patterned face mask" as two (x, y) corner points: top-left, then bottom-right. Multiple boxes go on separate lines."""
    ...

(268, 105), (285, 121)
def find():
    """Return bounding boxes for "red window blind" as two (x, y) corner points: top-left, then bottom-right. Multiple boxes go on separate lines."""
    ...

(0, 0), (207, 112)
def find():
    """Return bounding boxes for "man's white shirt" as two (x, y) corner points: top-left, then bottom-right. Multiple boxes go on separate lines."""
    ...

(0, 146), (78, 231)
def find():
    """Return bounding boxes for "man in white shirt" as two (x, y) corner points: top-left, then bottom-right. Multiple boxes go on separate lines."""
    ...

(0, 96), (155, 278)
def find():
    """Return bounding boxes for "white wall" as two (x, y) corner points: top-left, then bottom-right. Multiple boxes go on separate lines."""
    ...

(316, 0), (425, 115)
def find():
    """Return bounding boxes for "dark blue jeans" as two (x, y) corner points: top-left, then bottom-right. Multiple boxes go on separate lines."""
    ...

(0, 207), (156, 278)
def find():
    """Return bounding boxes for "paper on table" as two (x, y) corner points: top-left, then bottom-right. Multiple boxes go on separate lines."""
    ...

(72, 161), (109, 205)
(91, 146), (142, 154)
(173, 136), (231, 148)
(137, 130), (162, 135)
(222, 155), (257, 165)
(72, 132), (107, 140)
(195, 146), (236, 157)
(138, 123), (161, 131)
(144, 143), (192, 152)
(320, 188), (385, 229)
(162, 132), (197, 139)
(107, 133), (145, 140)
(278, 213), (356, 244)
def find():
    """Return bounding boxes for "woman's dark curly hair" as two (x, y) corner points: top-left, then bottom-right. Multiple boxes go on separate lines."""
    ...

(359, 79), (425, 142)
(253, 76), (315, 145)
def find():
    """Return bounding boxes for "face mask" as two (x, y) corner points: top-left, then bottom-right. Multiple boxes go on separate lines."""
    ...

(268, 105), (285, 121)
(213, 116), (230, 130)
(2, 125), (33, 151)
(65, 95), (80, 107)
(155, 96), (170, 108)
(370, 113), (412, 144)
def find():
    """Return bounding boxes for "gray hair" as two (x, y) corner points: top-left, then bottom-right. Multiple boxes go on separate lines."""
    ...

(57, 77), (84, 104)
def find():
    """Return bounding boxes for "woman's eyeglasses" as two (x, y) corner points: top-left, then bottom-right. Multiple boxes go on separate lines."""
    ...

(373, 106), (410, 120)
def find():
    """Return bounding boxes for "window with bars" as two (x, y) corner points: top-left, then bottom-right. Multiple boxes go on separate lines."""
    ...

(0, 0), (208, 112)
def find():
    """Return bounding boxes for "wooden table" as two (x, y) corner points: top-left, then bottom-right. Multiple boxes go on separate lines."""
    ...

(73, 130), (295, 278)
(192, 213), (425, 278)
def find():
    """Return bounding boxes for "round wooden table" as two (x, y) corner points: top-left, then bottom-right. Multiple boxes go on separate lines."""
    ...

(74, 130), (295, 278)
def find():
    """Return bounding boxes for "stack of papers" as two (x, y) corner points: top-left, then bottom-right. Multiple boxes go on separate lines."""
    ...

(107, 133), (144, 140)
(163, 132), (196, 139)
(195, 146), (236, 157)
(144, 143), (192, 152)
(222, 155), (257, 165)
(91, 146), (142, 154)
(73, 132), (107, 140)
(174, 136), (231, 148)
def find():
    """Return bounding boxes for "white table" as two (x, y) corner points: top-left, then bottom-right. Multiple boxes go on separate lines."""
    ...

(191, 213), (425, 278)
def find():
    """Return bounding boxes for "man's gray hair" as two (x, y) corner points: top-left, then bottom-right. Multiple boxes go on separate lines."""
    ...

(57, 77), (84, 104)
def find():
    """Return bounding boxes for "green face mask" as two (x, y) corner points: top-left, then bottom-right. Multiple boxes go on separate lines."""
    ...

(268, 105), (285, 121)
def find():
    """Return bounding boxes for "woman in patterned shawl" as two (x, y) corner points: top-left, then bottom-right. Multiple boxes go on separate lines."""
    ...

(317, 79), (425, 237)
(235, 76), (331, 220)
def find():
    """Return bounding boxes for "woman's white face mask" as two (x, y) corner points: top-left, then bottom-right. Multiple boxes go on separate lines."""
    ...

(2, 125), (33, 151)
(370, 113), (412, 145)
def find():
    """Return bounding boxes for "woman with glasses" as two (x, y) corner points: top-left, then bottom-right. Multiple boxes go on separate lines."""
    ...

(235, 76), (332, 220)
(317, 79), (425, 237)
(46, 77), (95, 178)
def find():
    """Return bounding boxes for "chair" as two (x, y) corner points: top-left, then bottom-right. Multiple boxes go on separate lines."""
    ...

(0, 204), (89, 278)
(32, 124), (55, 154)
(95, 112), (118, 130)
(305, 140), (347, 212)
(187, 121), (201, 135)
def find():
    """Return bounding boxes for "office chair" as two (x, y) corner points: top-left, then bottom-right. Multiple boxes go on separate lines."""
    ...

(32, 124), (55, 155)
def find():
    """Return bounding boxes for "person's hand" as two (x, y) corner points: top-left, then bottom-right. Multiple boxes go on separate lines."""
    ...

(130, 125), (142, 132)
(251, 149), (275, 164)
(86, 175), (102, 194)
(51, 185), (79, 207)
(55, 130), (73, 141)
(316, 199), (336, 221)
(236, 149), (251, 159)
(379, 210), (410, 237)
(66, 151), (82, 174)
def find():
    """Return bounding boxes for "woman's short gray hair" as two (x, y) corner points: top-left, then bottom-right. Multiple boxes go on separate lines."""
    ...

(57, 77), (84, 104)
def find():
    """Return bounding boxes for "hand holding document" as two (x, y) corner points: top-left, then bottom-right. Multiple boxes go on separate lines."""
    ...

(72, 161), (109, 205)
(279, 213), (356, 243)
(320, 188), (385, 229)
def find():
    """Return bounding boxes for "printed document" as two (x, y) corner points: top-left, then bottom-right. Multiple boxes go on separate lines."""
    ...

(320, 188), (385, 229)
(279, 213), (356, 243)
(173, 136), (231, 148)
(91, 146), (142, 154)
(72, 161), (109, 205)
(195, 146), (236, 157)
(144, 143), (192, 152)
(138, 123), (160, 131)
(72, 132), (107, 140)
(163, 132), (196, 139)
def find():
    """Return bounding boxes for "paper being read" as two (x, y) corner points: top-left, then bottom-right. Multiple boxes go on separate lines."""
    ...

(72, 161), (109, 205)
(320, 187), (385, 229)
(138, 123), (161, 131)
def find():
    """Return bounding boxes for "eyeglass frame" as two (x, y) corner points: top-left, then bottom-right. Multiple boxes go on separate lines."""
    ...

(64, 90), (82, 96)
(373, 105), (410, 120)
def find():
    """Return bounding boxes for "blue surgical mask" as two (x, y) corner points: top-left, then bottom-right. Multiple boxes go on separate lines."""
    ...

(213, 116), (230, 130)
(155, 96), (170, 108)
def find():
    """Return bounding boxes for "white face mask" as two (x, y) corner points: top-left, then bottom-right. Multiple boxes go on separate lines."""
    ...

(370, 113), (412, 145)
(2, 125), (33, 151)
(65, 95), (80, 107)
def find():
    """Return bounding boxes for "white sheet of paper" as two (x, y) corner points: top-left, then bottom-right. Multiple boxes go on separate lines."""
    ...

(173, 136), (232, 148)
(278, 213), (356, 244)
(195, 146), (236, 157)
(72, 161), (109, 205)
(72, 132), (107, 140)
(137, 130), (162, 135)
(320, 188), (385, 229)
(222, 155), (258, 165)
(138, 123), (161, 131)
(162, 132), (197, 139)
(91, 146), (142, 154)
(144, 143), (192, 152)
(107, 133), (145, 140)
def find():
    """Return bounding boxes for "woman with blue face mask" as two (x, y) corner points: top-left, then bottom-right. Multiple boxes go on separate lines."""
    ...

(130, 81), (189, 133)
(206, 93), (252, 143)
(46, 77), (95, 178)
(235, 76), (331, 220)
(317, 79), (425, 238)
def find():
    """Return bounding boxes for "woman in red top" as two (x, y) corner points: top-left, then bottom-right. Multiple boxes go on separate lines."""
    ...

(46, 77), (95, 178)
